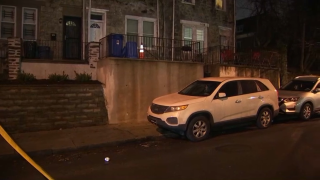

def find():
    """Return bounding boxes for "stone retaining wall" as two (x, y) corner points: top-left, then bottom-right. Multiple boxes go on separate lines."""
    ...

(0, 84), (108, 133)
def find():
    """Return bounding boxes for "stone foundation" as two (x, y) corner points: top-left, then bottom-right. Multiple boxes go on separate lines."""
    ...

(0, 84), (108, 133)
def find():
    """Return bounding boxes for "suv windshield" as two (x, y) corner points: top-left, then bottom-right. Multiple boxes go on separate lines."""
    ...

(179, 80), (221, 96)
(280, 80), (316, 92)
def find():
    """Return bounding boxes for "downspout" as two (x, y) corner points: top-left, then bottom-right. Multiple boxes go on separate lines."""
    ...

(157, 0), (160, 59)
(87, 0), (91, 43)
(171, 0), (175, 61)
(82, 0), (86, 60)
(233, 0), (236, 53)
(157, 0), (159, 38)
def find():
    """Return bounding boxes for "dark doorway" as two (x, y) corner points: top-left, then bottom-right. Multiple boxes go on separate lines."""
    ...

(63, 16), (81, 59)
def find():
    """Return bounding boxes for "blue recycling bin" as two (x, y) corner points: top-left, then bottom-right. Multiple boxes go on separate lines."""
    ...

(125, 42), (138, 58)
(107, 34), (123, 57)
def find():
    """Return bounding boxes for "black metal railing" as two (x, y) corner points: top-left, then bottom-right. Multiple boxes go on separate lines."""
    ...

(21, 40), (89, 61)
(201, 46), (279, 68)
(0, 41), (8, 75)
(98, 34), (279, 68)
(99, 34), (203, 62)
(0, 41), (7, 59)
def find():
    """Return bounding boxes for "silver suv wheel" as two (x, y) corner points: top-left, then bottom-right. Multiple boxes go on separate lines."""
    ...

(192, 120), (207, 138)
(186, 116), (211, 142)
(300, 103), (313, 120)
(256, 107), (272, 129)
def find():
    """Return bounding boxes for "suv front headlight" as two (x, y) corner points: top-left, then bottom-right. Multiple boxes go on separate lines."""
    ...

(165, 105), (188, 113)
(283, 97), (299, 103)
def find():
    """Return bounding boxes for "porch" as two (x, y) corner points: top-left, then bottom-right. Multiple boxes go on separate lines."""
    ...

(0, 34), (280, 80)
(98, 34), (280, 69)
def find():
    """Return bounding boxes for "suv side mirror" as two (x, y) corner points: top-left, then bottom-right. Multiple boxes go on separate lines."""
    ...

(218, 92), (226, 98)
(313, 88), (320, 93)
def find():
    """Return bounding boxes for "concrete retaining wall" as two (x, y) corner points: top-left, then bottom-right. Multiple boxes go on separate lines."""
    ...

(0, 84), (108, 133)
(97, 57), (203, 124)
(209, 64), (280, 88)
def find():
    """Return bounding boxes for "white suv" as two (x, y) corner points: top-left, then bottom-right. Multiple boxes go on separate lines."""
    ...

(147, 77), (279, 142)
(278, 75), (320, 120)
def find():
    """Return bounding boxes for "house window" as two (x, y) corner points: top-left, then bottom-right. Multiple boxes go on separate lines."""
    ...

(125, 15), (156, 47)
(182, 0), (195, 5)
(236, 25), (244, 33)
(216, 0), (226, 11)
(22, 7), (37, 40)
(181, 20), (208, 53)
(0, 5), (16, 39)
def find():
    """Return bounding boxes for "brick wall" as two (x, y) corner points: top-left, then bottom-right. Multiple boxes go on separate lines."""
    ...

(0, 84), (108, 133)
(7, 38), (21, 80)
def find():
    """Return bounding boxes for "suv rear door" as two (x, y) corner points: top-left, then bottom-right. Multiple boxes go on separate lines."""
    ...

(239, 80), (268, 118)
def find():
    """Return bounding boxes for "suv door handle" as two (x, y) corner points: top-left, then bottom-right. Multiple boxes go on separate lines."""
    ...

(235, 100), (242, 103)
(258, 96), (264, 99)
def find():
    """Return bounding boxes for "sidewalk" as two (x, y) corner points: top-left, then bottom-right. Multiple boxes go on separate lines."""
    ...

(0, 122), (164, 158)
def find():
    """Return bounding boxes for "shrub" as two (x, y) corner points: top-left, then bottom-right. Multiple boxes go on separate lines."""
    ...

(17, 71), (36, 82)
(48, 71), (69, 82)
(74, 71), (92, 82)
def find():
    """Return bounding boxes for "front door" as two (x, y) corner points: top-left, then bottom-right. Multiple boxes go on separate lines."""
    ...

(63, 16), (81, 59)
(210, 81), (244, 122)
(89, 21), (103, 42)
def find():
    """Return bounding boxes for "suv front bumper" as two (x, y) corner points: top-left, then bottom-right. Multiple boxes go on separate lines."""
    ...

(147, 115), (187, 135)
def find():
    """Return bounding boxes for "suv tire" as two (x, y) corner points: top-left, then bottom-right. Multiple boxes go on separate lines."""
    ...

(256, 107), (272, 129)
(186, 116), (211, 142)
(300, 103), (313, 120)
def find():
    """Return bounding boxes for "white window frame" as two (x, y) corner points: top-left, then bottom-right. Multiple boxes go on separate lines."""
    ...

(182, 0), (195, 5)
(21, 7), (38, 40)
(181, 20), (208, 52)
(125, 15), (157, 49)
(0, 5), (16, 39)
(215, 0), (227, 11)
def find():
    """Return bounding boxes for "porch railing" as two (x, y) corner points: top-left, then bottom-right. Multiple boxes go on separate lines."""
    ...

(98, 34), (279, 68)
(21, 40), (89, 61)
(0, 40), (8, 74)
(201, 46), (280, 68)
(99, 34), (203, 62)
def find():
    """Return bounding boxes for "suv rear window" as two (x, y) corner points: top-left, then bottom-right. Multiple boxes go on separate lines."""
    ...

(179, 80), (221, 96)
(255, 80), (269, 91)
(240, 80), (258, 94)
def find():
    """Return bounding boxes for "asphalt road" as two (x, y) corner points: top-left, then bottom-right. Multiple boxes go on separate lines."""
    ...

(1, 117), (320, 180)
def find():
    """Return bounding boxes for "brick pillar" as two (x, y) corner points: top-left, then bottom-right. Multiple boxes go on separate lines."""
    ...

(88, 42), (100, 67)
(7, 38), (21, 80)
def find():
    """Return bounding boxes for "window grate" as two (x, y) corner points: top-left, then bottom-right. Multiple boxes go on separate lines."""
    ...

(1, 27), (13, 35)
(23, 29), (35, 36)
(24, 12), (35, 20)
(2, 10), (14, 19)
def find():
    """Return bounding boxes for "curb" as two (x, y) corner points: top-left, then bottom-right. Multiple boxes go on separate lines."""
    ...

(0, 135), (165, 159)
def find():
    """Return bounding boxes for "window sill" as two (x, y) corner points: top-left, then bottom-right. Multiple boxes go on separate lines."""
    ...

(182, 2), (195, 5)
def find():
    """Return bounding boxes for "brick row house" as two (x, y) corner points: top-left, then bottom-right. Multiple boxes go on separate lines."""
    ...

(0, 0), (235, 80)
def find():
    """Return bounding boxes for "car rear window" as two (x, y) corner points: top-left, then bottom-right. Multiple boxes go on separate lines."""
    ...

(240, 80), (258, 94)
(255, 80), (269, 91)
